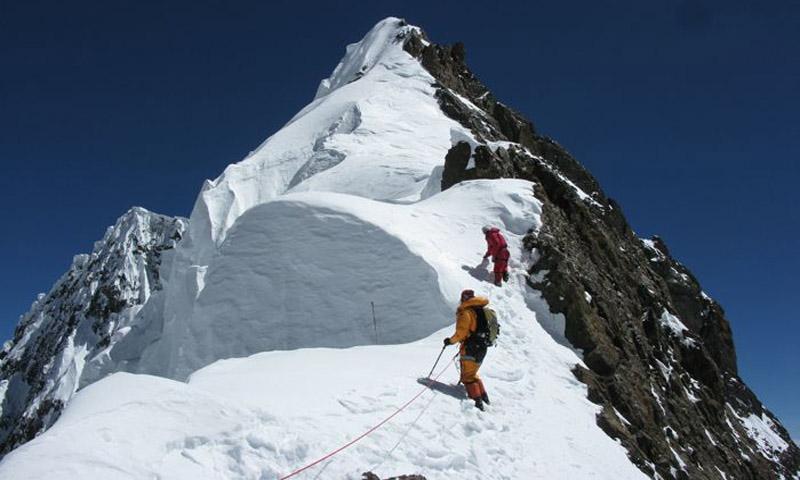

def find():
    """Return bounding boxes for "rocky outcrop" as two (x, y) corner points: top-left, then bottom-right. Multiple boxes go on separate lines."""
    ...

(404, 26), (799, 479)
(0, 208), (186, 456)
(362, 472), (426, 480)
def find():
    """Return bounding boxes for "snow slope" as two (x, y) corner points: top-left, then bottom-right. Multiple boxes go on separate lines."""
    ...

(0, 207), (185, 452)
(186, 18), (459, 266)
(0, 180), (646, 480)
(128, 17), (474, 380)
(0, 17), (651, 480)
(173, 180), (539, 373)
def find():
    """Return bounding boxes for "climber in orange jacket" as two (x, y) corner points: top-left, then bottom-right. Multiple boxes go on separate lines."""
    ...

(443, 289), (491, 410)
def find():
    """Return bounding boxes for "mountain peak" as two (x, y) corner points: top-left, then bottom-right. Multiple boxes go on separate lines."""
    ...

(314, 17), (422, 100)
(0, 209), (186, 455)
(1, 18), (798, 480)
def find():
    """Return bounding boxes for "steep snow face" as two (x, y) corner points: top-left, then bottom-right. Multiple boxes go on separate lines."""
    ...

(4, 17), (797, 479)
(188, 17), (467, 264)
(313, 18), (425, 100)
(0, 208), (185, 454)
(0, 180), (649, 480)
(144, 17), (474, 378)
(155, 180), (540, 378)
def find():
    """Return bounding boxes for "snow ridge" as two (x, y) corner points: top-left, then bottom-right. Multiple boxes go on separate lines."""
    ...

(314, 17), (419, 100)
(0, 17), (651, 478)
(0, 179), (651, 479)
(0, 207), (185, 454)
(3, 15), (797, 480)
(138, 17), (475, 379)
(187, 17), (441, 265)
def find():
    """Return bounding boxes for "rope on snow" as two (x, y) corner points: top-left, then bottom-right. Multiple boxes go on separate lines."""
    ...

(278, 355), (458, 479)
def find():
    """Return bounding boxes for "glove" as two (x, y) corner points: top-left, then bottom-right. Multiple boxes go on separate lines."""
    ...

(443, 337), (453, 346)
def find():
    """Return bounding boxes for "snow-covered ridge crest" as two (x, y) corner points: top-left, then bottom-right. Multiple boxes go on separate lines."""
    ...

(153, 180), (540, 379)
(0, 179), (654, 480)
(133, 16), (476, 380)
(185, 17), (452, 265)
(3, 15), (799, 479)
(314, 17), (419, 100)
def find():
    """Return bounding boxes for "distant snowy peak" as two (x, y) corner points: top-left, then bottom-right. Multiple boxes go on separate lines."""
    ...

(0, 207), (186, 455)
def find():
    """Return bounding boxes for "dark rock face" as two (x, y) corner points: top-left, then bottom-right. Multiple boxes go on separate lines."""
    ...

(404, 27), (799, 479)
(0, 208), (186, 456)
(362, 472), (426, 480)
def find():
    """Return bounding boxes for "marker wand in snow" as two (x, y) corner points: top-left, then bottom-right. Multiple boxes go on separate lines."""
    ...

(426, 345), (447, 379)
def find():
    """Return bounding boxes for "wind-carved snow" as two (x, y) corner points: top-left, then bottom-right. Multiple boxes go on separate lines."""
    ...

(142, 17), (475, 380)
(314, 18), (424, 100)
(287, 104), (361, 189)
(1, 17), (655, 480)
(154, 180), (542, 379)
(187, 17), (465, 265)
(0, 181), (647, 479)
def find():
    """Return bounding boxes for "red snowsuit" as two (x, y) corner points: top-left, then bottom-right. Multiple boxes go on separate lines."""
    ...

(484, 228), (510, 285)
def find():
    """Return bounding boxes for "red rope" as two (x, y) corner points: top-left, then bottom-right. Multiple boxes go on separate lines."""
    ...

(277, 356), (457, 479)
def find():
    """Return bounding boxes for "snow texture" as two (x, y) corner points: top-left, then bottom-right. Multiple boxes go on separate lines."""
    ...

(658, 310), (688, 337)
(0, 17), (651, 480)
(0, 207), (185, 446)
(729, 406), (791, 463)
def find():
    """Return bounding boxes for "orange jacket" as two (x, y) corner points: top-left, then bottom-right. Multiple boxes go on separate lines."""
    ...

(449, 296), (490, 345)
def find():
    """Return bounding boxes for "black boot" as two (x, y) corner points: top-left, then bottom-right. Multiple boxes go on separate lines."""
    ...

(502, 272), (509, 282)
(474, 397), (485, 411)
(481, 392), (490, 405)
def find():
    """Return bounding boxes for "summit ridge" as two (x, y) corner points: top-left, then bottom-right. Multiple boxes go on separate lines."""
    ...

(0, 17), (796, 480)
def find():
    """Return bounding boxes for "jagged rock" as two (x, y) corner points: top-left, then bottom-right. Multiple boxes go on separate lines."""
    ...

(362, 472), (426, 480)
(0, 208), (186, 456)
(442, 141), (473, 190)
(585, 344), (621, 376)
(598, 404), (629, 440)
(2, 20), (797, 479)
(404, 27), (800, 480)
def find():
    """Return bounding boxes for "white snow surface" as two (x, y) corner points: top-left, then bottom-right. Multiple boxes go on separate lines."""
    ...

(658, 310), (688, 337)
(728, 406), (791, 463)
(0, 17), (649, 480)
(137, 16), (477, 379)
(164, 180), (540, 376)
(0, 217), (647, 478)
(187, 17), (467, 264)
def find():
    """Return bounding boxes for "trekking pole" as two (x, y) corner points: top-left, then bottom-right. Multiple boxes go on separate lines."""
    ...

(426, 345), (448, 379)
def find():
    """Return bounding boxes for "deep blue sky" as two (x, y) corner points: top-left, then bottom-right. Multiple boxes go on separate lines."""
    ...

(2, 1), (797, 440)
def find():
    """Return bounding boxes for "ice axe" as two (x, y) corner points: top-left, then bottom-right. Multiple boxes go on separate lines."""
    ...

(426, 344), (448, 379)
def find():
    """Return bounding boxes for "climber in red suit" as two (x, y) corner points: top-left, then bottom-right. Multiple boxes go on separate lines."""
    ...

(482, 226), (510, 286)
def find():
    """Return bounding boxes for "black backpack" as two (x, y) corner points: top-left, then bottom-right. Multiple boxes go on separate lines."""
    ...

(470, 307), (500, 347)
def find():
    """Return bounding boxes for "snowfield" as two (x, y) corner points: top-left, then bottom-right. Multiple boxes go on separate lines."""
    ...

(0, 180), (646, 479)
(0, 17), (650, 480)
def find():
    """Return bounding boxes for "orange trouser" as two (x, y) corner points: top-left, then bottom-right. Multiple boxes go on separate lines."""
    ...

(460, 358), (481, 383)
(460, 358), (487, 399)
